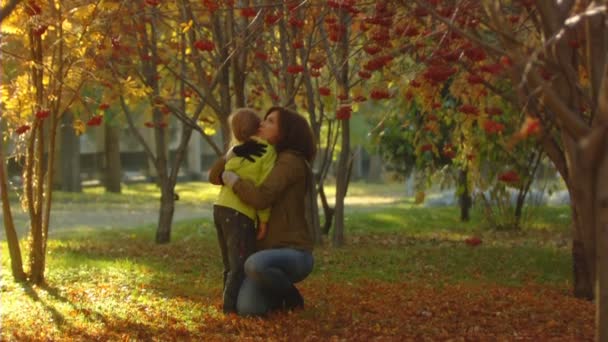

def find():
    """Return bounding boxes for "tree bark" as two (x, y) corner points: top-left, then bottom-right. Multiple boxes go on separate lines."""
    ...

(333, 121), (349, 247)
(566, 134), (595, 300)
(458, 168), (471, 222)
(104, 123), (122, 193)
(0, 121), (26, 281)
(155, 185), (176, 244)
(595, 147), (608, 342)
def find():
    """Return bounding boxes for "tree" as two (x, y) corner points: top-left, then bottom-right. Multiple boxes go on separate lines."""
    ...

(394, 0), (607, 339)
(1, 0), (108, 283)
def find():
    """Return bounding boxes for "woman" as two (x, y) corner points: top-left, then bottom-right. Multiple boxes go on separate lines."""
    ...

(208, 106), (316, 316)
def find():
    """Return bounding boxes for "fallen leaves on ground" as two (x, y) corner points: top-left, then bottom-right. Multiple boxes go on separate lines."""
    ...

(1, 278), (592, 341)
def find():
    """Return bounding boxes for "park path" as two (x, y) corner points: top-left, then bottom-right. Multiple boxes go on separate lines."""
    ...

(0, 194), (402, 239)
(0, 203), (213, 239)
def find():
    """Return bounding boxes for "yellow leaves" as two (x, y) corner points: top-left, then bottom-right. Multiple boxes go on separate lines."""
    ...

(203, 126), (217, 136)
(181, 20), (193, 33)
(99, 1), (121, 11)
(120, 76), (152, 99)
(73, 119), (85, 136)
(1, 22), (24, 34)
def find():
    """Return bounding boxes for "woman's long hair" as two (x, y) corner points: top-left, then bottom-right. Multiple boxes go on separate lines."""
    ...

(265, 106), (316, 163)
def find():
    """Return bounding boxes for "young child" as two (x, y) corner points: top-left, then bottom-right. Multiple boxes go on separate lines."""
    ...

(212, 108), (276, 314)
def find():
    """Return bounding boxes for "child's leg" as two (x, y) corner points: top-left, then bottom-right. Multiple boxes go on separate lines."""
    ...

(222, 209), (256, 313)
(213, 206), (230, 290)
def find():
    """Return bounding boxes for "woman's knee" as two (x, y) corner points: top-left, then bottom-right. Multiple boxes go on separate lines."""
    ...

(244, 253), (264, 278)
(236, 278), (268, 316)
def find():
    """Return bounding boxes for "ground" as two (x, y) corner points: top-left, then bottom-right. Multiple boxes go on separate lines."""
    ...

(0, 182), (594, 341)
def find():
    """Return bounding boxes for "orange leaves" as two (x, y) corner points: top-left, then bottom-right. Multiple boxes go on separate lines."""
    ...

(370, 88), (390, 100)
(358, 70), (371, 79)
(498, 170), (520, 183)
(15, 125), (31, 135)
(464, 46), (486, 62)
(286, 64), (304, 74)
(423, 65), (457, 84)
(202, 0), (219, 13)
(483, 120), (505, 135)
(520, 116), (542, 136)
(458, 104), (479, 116)
(363, 44), (382, 55)
(508, 116), (542, 148)
(363, 55), (393, 71)
(464, 236), (482, 246)
(35, 109), (50, 119)
(2, 278), (593, 341)
(240, 7), (258, 18)
(254, 51), (268, 61)
(86, 115), (103, 127)
(193, 40), (214, 52)
(336, 105), (352, 120)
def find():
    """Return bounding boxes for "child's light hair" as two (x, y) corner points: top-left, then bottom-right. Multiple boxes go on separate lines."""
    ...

(229, 108), (261, 144)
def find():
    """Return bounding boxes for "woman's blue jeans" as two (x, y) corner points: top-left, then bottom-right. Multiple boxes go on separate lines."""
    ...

(236, 248), (314, 316)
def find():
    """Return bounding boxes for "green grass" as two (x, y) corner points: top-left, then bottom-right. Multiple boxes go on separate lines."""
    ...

(0, 182), (580, 340)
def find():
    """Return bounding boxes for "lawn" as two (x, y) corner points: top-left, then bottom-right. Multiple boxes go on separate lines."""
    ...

(0, 182), (592, 340)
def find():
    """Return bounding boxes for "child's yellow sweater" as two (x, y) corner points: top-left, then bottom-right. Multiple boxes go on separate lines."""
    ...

(215, 137), (276, 222)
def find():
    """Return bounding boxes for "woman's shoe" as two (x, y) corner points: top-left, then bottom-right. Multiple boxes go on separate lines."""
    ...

(283, 285), (304, 310)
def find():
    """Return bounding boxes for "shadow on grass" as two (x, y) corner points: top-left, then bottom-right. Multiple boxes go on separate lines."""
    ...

(47, 219), (222, 300)
(20, 282), (109, 331)
(11, 282), (208, 341)
(21, 283), (67, 327)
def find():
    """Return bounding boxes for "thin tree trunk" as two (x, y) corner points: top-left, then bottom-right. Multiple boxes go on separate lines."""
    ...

(0, 121), (26, 281)
(333, 120), (349, 247)
(156, 184), (175, 244)
(319, 182), (334, 235)
(28, 120), (45, 284)
(331, 9), (351, 247)
(104, 123), (122, 193)
(458, 168), (471, 222)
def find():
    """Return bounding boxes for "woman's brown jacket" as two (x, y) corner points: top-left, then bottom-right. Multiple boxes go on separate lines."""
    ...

(209, 150), (313, 252)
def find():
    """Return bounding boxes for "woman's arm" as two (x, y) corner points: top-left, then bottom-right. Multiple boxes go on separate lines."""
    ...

(207, 157), (226, 185)
(232, 152), (304, 209)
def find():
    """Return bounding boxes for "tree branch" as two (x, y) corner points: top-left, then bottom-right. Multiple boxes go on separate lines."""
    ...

(0, 0), (21, 23)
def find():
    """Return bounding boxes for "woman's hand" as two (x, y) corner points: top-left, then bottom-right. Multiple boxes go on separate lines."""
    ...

(257, 222), (267, 240)
(232, 140), (267, 162)
(221, 171), (239, 187)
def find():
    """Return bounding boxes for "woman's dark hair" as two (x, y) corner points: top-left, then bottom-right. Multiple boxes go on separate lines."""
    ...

(265, 106), (316, 162)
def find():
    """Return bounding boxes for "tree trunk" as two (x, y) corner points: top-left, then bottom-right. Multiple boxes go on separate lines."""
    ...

(319, 182), (335, 235)
(331, 9), (351, 247)
(458, 168), (471, 222)
(155, 184), (176, 244)
(566, 133), (596, 300)
(333, 119), (349, 247)
(305, 169), (322, 245)
(0, 122), (26, 281)
(59, 111), (81, 192)
(104, 123), (122, 193)
(595, 148), (608, 342)
(27, 121), (45, 285)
